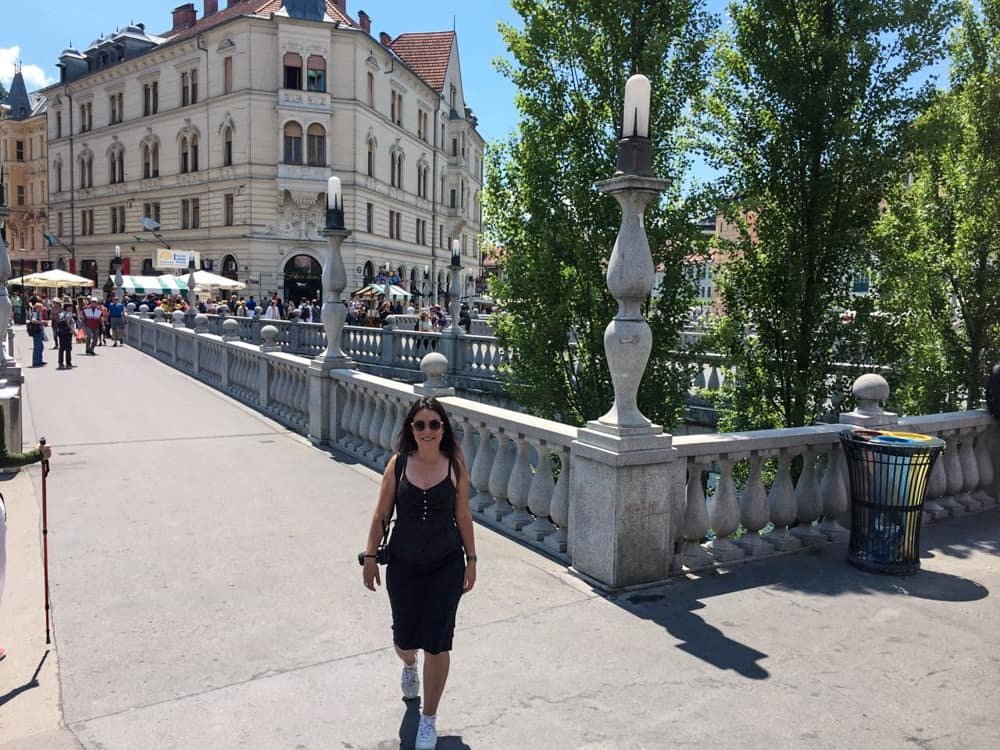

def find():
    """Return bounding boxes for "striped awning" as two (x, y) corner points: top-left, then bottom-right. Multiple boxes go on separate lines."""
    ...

(109, 275), (190, 295)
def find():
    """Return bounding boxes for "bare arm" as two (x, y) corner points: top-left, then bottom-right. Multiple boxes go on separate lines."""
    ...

(453, 458), (477, 593)
(362, 454), (399, 591)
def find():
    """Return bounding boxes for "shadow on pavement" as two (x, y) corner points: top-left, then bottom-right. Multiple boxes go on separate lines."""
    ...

(0, 649), (49, 708)
(383, 697), (470, 750)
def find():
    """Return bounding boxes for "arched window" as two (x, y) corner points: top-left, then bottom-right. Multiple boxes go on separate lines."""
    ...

(367, 139), (375, 177)
(108, 148), (125, 184)
(79, 154), (93, 188)
(180, 137), (189, 173)
(180, 134), (199, 173)
(390, 152), (398, 187)
(306, 55), (325, 92)
(223, 127), (233, 166)
(363, 261), (375, 286)
(283, 52), (303, 89)
(283, 122), (303, 164)
(306, 123), (326, 166)
(141, 141), (160, 179)
(54, 159), (63, 193)
(221, 254), (239, 280)
(190, 134), (199, 171)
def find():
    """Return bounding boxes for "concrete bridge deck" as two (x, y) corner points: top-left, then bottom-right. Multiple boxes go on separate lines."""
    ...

(1, 328), (998, 750)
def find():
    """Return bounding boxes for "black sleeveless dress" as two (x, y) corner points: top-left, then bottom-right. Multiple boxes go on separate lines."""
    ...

(386, 453), (466, 654)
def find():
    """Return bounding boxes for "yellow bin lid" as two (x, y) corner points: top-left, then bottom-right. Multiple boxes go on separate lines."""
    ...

(878, 430), (934, 442)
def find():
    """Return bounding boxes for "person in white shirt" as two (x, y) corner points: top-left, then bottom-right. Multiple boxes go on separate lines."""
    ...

(263, 300), (281, 320)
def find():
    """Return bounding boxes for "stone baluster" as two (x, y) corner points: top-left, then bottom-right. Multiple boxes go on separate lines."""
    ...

(338, 385), (356, 448)
(737, 452), (772, 555)
(544, 446), (569, 554)
(940, 432), (964, 516)
(525, 439), (557, 540)
(459, 417), (477, 483)
(817, 444), (849, 540)
(503, 436), (534, 530)
(487, 429), (516, 521)
(681, 459), (713, 570)
(469, 424), (495, 512)
(767, 450), (802, 551)
(367, 395), (386, 463)
(392, 399), (407, 456)
(379, 395), (397, 460)
(974, 429), (996, 505)
(351, 387), (374, 451)
(958, 430), (981, 512)
(792, 448), (826, 544)
(923, 443), (948, 521)
(707, 457), (744, 562)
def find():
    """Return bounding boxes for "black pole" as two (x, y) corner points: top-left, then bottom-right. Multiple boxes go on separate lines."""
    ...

(40, 436), (51, 645)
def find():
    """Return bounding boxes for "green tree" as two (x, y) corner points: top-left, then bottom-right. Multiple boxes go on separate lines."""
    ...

(873, 0), (1000, 412)
(485, 0), (716, 427)
(702, 0), (955, 429)
(0, 80), (8, 103)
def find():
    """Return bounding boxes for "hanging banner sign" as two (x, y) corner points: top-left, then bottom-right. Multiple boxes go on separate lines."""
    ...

(155, 249), (201, 269)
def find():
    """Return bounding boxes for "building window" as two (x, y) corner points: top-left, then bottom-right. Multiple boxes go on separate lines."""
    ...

(223, 127), (233, 166)
(108, 148), (125, 184)
(306, 55), (326, 92)
(367, 71), (375, 107)
(417, 110), (428, 142)
(81, 209), (95, 235)
(416, 218), (427, 245)
(16, 186), (24, 206)
(110, 205), (125, 234)
(388, 210), (396, 239)
(109, 92), (123, 124)
(15, 140), (24, 161)
(143, 81), (159, 116)
(142, 202), (161, 225)
(57, 212), (63, 236)
(283, 122), (303, 164)
(180, 134), (199, 173)
(79, 155), (94, 189)
(223, 56), (233, 94)
(390, 152), (399, 188)
(452, 137), (458, 157)
(366, 202), (374, 233)
(306, 123), (326, 166)
(55, 163), (62, 193)
(367, 140), (375, 177)
(181, 198), (200, 229)
(224, 193), (234, 226)
(450, 189), (456, 209)
(181, 69), (198, 106)
(79, 102), (92, 133)
(56, 111), (62, 138)
(390, 91), (403, 126)
(141, 142), (160, 179)
(283, 52), (303, 89)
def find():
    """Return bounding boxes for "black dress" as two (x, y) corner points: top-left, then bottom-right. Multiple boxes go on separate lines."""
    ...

(386, 453), (465, 654)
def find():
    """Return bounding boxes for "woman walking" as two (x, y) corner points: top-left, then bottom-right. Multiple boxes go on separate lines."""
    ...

(362, 397), (477, 750)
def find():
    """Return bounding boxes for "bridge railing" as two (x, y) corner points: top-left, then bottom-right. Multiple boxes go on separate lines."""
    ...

(126, 314), (1000, 586)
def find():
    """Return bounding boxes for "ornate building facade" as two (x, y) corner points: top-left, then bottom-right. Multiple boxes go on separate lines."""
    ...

(43, 0), (484, 303)
(0, 68), (50, 277)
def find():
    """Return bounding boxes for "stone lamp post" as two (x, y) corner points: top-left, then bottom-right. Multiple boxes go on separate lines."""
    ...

(114, 245), (124, 303)
(0, 171), (14, 369)
(570, 74), (682, 588)
(308, 175), (354, 446)
(447, 239), (463, 334)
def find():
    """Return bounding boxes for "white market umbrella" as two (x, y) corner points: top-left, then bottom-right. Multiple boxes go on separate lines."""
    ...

(108, 275), (190, 295)
(9, 269), (95, 288)
(186, 269), (246, 291)
(351, 283), (411, 299)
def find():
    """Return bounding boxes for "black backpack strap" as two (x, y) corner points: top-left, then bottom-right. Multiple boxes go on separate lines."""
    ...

(383, 452), (405, 541)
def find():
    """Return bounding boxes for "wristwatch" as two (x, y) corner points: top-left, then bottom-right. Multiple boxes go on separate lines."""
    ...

(466, 554), (478, 562)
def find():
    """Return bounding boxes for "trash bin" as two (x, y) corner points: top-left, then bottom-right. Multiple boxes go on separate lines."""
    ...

(839, 429), (945, 575)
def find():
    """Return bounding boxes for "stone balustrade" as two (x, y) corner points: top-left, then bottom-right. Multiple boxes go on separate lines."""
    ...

(125, 314), (1000, 586)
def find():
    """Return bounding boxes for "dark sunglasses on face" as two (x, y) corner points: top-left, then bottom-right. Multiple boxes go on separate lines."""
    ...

(412, 419), (442, 432)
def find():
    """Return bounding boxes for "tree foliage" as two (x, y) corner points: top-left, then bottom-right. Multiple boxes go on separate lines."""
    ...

(701, 0), (956, 429)
(872, 0), (1000, 413)
(484, 0), (716, 427)
(0, 80), (7, 104)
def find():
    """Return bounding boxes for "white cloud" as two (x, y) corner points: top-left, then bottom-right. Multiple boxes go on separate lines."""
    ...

(0, 46), (56, 92)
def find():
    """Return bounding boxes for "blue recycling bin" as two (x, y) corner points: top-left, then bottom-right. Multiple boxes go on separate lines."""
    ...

(839, 430), (945, 575)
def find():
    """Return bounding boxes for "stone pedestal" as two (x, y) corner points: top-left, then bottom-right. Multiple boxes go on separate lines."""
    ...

(570, 427), (681, 588)
(0, 384), (23, 459)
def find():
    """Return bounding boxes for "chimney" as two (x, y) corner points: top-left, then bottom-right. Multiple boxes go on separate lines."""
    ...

(379, 31), (392, 47)
(357, 10), (371, 34)
(171, 3), (197, 30)
(204, 0), (218, 17)
(333, 0), (347, 13)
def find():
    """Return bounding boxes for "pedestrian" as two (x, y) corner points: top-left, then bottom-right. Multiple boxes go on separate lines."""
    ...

(107, 294), (125, 347)
(246, 295), (257, 316)
(27, 303), (47, 367)
(263, 298), (281, 320)
(82, 298), (103, 355)
(361, 397), (477, 750)
(56, 301), (77, 369)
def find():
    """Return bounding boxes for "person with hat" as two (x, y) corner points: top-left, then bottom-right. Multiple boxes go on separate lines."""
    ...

(81, 298), (103, 355)
(55, 301), (77, 369)
(27, 302), (47, 367)
(107, 294), (125, 347)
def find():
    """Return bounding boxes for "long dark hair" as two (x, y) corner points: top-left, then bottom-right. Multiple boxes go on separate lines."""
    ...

(395, 397), (462, 464)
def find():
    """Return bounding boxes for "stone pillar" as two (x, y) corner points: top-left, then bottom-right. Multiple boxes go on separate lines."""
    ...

(414, 352), (455, 398)
(569, 83), (681, 589)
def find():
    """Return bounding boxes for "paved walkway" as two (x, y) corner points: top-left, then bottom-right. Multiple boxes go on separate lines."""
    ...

(1, 327), (999, 749)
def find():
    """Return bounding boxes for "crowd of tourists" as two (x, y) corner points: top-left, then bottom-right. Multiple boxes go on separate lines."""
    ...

(23, 292), (127, 369)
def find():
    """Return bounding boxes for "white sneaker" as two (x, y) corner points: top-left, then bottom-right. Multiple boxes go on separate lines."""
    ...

(401, 663), (420, 699)
(415, 715), (437, 750)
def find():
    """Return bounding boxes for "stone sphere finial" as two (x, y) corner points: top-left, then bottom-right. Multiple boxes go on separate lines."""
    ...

(194, 313), (209, 332)
(171, 310), (186, 325)
(139, 304), (149, 314)
(153, 307), (165, 321)
(126, 302), (137, 313)
(420, 351), (448, 388)
(261, 325), (279, 344)
(222, 317), (239, 335)
(852, 373), (890, 415)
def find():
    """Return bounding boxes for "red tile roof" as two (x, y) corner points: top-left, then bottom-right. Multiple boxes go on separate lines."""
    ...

(162, 0), (356, 42)
(389, 31), (454, 92)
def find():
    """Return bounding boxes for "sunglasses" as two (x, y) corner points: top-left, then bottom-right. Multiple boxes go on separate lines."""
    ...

(412, 419), (442, 432)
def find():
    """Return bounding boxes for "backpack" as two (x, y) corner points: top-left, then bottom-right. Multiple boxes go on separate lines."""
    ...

(987, 364), (1000, 419)
(26, 320), (40, 337)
